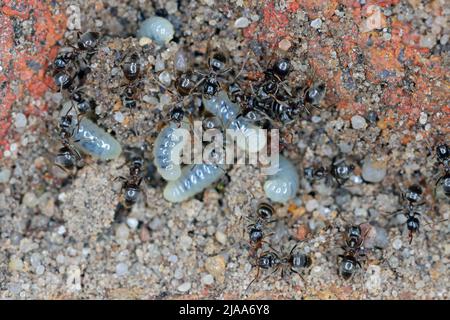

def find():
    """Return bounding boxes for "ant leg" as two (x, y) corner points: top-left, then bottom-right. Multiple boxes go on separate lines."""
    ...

(232, 51), (250, 82)
(245, 266), (260, 293)
(290, 268), (307, 286)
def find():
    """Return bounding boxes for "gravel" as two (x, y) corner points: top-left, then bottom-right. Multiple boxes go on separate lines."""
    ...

(1, 0), (448, 301)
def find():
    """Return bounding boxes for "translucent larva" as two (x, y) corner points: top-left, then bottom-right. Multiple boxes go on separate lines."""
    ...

(202, 90), (239, 128)
(163, 164), (225, 203)
(228, 117), (267, 153)
(153, 122), (189, 181)
(263, 155), (299, 203)
(203, 91), (266, 152)
(60, 102), (122, 160)
(137, 16), (174, 45)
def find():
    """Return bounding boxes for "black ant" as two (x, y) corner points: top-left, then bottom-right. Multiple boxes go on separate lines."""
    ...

(245, 202), (276, 254)
(247, 243), (312, 291)
(434, 143), (449, 198)
(193, 50), (233, 99)
(52, 31), (100, 91)
(386, 185), (427, 244)
(54, 106), (83, 173)
(338, 224), (368, 280)
(304, 157), (355, 186)
(115, 157), (145, 208)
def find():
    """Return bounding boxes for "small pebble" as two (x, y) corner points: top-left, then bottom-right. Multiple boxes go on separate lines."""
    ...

(35, 265), (45, 275)
(138, 36), (152, 47)
(306, 199), (319, 212)
(310, 18), (322, 29)
(351, 115), (367, 130)
(418, 112), (427, 125)
(154, 56), (165, 72)
(57, 225), (66, 235)
(419, 34), (436, 49)
(174, 48), (189, 72)
(177, 282), (191, 292)
(14, 113), (27, 128)
(23, 192), (39, 208)
(126, 218), (139, 230)
(113, 112), (124, 123)
(234, 17), (250, 28)
(115, 224), (129, 240)
(158, 71), (172, 86)
(201, 274), (214, 285)
(116, 263), (128, 276)
(0, 168), (11, 183)
(393, 238), (402, 250)
(215, 231), (227, 245)
(205, 255), (226, 284)
(278, 39), (291, 51)
(168, 255), (178, 263)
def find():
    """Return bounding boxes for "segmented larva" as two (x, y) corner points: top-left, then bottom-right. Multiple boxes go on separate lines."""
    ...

(163, 163), (225, 203)
(153, 122), (189, 181)
(203, 90), (240, 128)
(203, 91), (267, 152)
(263, 155), (299, 203)
(60, 102), (122, 160)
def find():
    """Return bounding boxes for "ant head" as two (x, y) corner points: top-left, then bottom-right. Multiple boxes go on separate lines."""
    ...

(78, 31), (99, 51)
(208, 52), (227, 73)
(170, 106), (185, 123)
(305, 82), (326, 105)
(436, 144), (449, 161)
(348, 225), (362, 238)
(202, 78), (219, 98)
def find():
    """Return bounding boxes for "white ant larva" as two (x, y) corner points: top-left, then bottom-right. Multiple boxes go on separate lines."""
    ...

(163, 163), (225, 203)
(153, 122), (190, 181)
(263, 155), (299, 203)
(59, 101), (122, 160)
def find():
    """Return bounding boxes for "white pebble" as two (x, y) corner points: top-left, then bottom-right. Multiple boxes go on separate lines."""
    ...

(126, 218), (139, 230)
(215, 231), (227, 245)
(116, 263), (128, 276)
(115, 224), (129, 240)
(419, 112), (427, 125)
(201, 274), (214, 285)
(114, 112), (124, 123)
(35, 265), (45, 275)
(393, 238), (402, 250)
(306, 199), (319, 212)
(158, 71), (172, 86)
(0, 168), (11, 183)
(168, 255), (178, 263)
(234, 17), (250, 28)
(351, 115), (367, 130)
(177, 282), (191, 292)
(310, 18), (322, 29)
(14, 113), (27, 128)
(57, 225), (66, 235)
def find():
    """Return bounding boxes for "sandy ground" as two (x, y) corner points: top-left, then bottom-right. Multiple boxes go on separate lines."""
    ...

(0, 0), (449, 299)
